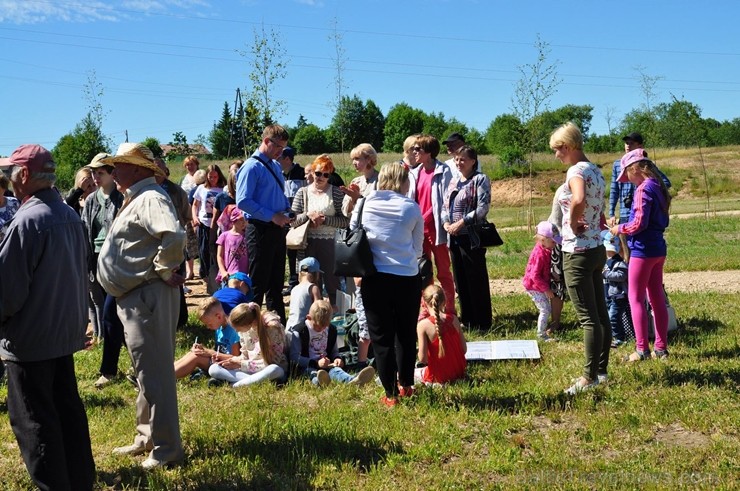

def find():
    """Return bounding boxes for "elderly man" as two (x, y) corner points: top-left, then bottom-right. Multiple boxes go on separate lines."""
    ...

(236, 125), (293, 322)
(97, 143), (186, 470)
(0, 144), (96, 490)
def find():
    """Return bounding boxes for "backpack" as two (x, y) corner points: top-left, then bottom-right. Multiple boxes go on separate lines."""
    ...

(337, 311), (374, 369)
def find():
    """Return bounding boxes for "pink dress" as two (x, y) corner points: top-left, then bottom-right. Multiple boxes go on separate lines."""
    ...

(215, 231), (249, 282)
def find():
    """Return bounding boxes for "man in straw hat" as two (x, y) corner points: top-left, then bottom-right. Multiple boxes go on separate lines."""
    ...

(97, 142), (186, 470)
(0, 144), (96, 489)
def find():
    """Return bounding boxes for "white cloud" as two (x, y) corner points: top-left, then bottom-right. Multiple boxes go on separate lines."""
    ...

(295, 0), (324, 7)
(0, 0), (212, 24)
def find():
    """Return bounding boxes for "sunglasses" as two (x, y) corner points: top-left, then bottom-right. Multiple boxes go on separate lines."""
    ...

(411, 146), (423, 152)
(314, 172), (332, 179)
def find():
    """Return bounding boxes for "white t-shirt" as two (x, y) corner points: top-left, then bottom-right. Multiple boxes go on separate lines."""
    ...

(193, 185), (223, 227)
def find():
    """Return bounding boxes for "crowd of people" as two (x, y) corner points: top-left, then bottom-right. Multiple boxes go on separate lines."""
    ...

(0, 122), (672, 488)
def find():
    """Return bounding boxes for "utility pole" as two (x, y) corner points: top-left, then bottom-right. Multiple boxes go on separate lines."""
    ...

(124, 130), (129, 143)
(227, 88), (248, 159)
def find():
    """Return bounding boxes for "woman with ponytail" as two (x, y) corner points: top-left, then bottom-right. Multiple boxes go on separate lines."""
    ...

(415, 285), (467, 385)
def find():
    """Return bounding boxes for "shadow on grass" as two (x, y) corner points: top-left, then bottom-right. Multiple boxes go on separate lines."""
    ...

(81, 391), (127, 409)
(697, 345), (740, 359)
(649, 366), (740, 389)
(669, 315), (724, 348)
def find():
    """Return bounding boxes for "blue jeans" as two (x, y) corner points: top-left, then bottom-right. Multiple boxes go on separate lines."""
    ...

(306, 366), (353, 385)
(608, 298), (628, 341)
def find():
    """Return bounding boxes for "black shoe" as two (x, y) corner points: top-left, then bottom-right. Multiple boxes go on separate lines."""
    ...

(207, 378), (226, 388)
(190, 368), (206, 381)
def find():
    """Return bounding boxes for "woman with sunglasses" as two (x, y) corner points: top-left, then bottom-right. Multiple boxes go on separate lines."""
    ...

(290, 154), (349, 312)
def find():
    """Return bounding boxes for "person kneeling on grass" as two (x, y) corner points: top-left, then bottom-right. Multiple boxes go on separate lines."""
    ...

(290, 299), (375, 387)
(174, 297), (240, 379)
(208, 303), (289, 387)
(415, 285), (467, 386)
(213, 271), (255, 312)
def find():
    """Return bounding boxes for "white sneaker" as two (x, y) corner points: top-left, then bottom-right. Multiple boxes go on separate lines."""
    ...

(112, 443), (150, 456)
(597, 373), (608, 384)
(94, 374), (114, 389)
(538, 333), (557, 342)
(141, 457), (181, 470)
(349, 366), (376, 386)
(564, 377), (599, 396)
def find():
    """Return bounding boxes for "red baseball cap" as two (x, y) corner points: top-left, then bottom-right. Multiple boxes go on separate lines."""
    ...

(0, 144), (56, 173)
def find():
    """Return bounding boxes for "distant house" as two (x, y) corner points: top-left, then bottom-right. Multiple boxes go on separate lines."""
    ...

(160, 144), (211, 157)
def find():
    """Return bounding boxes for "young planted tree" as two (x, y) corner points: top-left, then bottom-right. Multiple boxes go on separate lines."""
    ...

(240, 22), (288, 127)
(511, 35), (561, 229)
(328, 17), (349, 158)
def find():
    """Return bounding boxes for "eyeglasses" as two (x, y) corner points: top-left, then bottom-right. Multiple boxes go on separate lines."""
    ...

(314, 172), (331, 179)
(411, 146), (423, 153)
(269, 138), (286, 150)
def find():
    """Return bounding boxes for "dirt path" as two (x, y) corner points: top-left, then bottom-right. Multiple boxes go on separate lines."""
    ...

(184, 269), (739, 312)
(490, 270), (740, 296)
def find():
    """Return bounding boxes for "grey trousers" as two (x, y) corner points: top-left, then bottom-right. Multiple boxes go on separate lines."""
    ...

(117, 280), (184, 462)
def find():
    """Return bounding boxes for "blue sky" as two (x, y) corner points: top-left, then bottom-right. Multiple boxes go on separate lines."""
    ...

(1, 0), (739, 156)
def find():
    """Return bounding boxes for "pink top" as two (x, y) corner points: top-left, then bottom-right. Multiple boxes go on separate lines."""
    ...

(416, 167), (436, 238)
(522, 242), (552, 292)
(216, 231), (249, 282)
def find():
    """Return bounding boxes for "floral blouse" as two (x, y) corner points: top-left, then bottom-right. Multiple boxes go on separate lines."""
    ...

(558, 162), (605, 253)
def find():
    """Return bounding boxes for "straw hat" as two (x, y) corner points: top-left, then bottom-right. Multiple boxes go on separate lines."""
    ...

(101, 143), (165, 177)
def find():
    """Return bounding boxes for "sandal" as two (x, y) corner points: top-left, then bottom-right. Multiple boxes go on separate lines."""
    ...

(623, 350), (650, 363)
(652, 349), (669, 360)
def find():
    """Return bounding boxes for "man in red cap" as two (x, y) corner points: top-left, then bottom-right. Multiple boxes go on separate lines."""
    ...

(0, 144), (96, 490)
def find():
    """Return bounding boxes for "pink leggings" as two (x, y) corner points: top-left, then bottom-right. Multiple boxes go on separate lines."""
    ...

(628, 256), (668, 353)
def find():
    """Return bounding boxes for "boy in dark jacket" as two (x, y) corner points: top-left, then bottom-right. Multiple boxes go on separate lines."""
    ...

(602, 231), (630, 347)
(290, 299), (374, 386)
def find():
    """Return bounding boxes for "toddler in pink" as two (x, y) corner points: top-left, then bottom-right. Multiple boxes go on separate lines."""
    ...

(523, 221), (562, 341)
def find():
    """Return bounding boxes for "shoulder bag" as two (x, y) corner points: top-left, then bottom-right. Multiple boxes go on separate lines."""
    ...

(468, 173), (504, 248)
(286, 187), (309, 250)
(334, 198), (376, 277)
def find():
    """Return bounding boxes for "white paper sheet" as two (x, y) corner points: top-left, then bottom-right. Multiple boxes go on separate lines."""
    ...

(465, 340), (541, 360)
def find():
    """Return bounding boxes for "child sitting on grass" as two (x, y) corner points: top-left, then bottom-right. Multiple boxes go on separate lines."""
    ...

(173, 297), (240, 379)
(285, 257), (323, 331)
(208, 303), (289, 387)
(290, 299), (375, 387)
(415, 285), (467, 385)
(522, 221), (562, 342)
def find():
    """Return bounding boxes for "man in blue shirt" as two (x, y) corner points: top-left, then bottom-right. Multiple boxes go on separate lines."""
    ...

(236, 125), (293, 322)
(609, 132), (671, 261)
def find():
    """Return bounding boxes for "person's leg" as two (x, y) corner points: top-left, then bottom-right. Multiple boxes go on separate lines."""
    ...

(448, 238), (470, 325)
(592, 261), (612, 375)
(99, 294), (124, 377)
(363, 273), (399, 397)
(53, 356), (96, 490)
(328, 366), (354, 384)
(354, 284), (371, 364)
(392, 274), (422, 389)
(464, 243), (492, 329)
(528, 291), (551, 337)
(563, 248), (604, 382)
(174, 352), (209, 379)
(89, 275), (106, 339)
(6, 358), (94, 491)
(549, 296), (564, 331)
(265, 225), (288, 322)
(246, 222), (268, 307)
(628, 257), (652, 354)
(312, 237), (340, 308)
(118, 282), (183, 463)
(287, 248), (298, 288)
(428, 240), (456, 315)
(644, 256), (669, 352)
(232, 365), (285, 387)
(198, 223), (210, 278)
(608, 298), (622, 341)
(208, 364), (241, 383)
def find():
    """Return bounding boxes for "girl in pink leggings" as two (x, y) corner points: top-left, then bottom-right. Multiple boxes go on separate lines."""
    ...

(610, 148), (671, 361)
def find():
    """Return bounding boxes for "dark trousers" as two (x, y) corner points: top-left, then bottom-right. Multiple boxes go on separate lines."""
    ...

(247, 221), (287, 323)
(287, 247), (299, 287)
(99, 294), (125, 376)
(362, 272), (421, 397)
(197, 223), (212, 278)
(6, 356), (96, 491)
(450, 234), (492, 329)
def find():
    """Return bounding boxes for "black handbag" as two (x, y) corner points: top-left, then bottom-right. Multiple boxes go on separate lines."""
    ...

(473, 222), (504, 248)
(334, 198), (377, 277)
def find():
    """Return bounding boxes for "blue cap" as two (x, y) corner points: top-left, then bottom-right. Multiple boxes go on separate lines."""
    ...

(230, 272), (252, 287)
(299, 256), (322, 273)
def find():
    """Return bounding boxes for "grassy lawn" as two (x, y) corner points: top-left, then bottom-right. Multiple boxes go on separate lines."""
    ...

(1, 212), (738, 489)
(1, 291), (737, 490)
